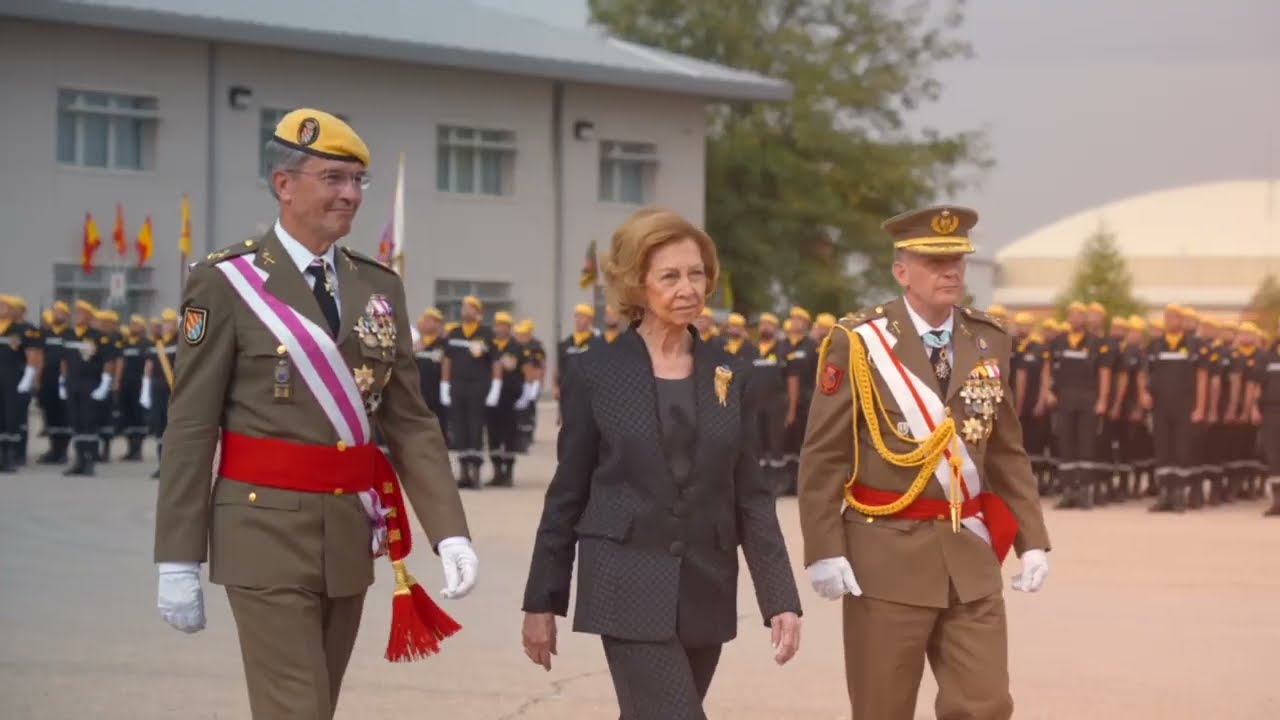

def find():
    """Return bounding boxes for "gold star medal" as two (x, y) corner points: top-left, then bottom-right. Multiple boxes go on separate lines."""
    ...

(353, 365), (375, 395)
(961, 416), (986, 444)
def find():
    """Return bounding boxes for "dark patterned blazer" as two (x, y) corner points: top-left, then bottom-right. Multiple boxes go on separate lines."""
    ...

(521, 324), (802, 646)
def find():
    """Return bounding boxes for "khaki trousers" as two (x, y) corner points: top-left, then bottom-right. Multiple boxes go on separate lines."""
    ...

(843, 590), (1012, 720)
(226, 586), (367, 720)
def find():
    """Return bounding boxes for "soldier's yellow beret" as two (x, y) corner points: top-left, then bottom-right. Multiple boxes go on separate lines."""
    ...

(421, 307), (444, 321)
(727, 313), (746, 327)
(986, 304), (1008, 317)
(493, 311), (513, 325)
(1040, 317), (1057, 329)
(52, 300), (69, 313)
(1087, 301), (1105, 313)
(97, 310), (119, 322)
(1223, 319), (1240, 331)
(521, 318), (536, 332)
(161, 308), (178, 321)
(815, 312), (836, 329)
(758, 312), (780, 326)
(75, 299), (95, 313)
(514, 320), (533, 334)
(1111, 316), (1130, 328)
(1067, 300), (1087, 313)
(1151, 317), (1165, 330)
(574, 303), (595, 318)
(883, 205), (977, 255)
(11, 296), (26, 310)
(783, 318), (794, 332)
(1128, 316), (1147, 331)
(1164, 303), (1183, 314)
(149, 316), (161, 325)
(42, 310), (53, 324)
(1183, 308), (1200, 321)
(699, 307), (714, 318)
(1239, 321), (1261, 335)
(130, 314), (146, 325)
(463, 295), (482, 311)
(270, 108), (370, 167)
(1013, 311), (1034, 325)
(789, 306), (811, 322)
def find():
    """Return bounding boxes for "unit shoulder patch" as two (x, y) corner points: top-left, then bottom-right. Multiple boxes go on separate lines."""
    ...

(182, 306), (208, 345)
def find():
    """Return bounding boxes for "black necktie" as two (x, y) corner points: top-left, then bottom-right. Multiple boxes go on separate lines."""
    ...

(305, 261), (340, 337)
(926, 329), (951, 395)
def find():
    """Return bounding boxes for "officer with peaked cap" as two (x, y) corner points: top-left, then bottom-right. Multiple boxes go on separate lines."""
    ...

(799, 205), (1049, 720)
(441, 295), (502, 489)
(152, 108), (477, 719)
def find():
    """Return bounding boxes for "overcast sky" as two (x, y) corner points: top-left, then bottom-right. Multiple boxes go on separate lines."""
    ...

(473, 0), (1280, 253)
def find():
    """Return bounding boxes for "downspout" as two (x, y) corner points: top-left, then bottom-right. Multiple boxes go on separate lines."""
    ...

(551, 81), (565, 368)
(204, 41), (219, 257)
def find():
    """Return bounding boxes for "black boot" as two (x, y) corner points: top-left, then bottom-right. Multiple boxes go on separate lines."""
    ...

(150, 442), (162, 479)
(1264, 480), (1280, 517)
(1149, 474), (1176, 512)
(63, 448), (87, 476)
(457, 460), (479, 490)
(1187, 478), (1205, 510)
(99, 437), (111, 463)
(0, 443), (13, 473)
(1055, 478), (1078, 509)
(123, 436), (142, 461)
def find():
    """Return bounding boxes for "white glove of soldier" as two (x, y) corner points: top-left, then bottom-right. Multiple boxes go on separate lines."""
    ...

(514, 380), (540, 410)
(16, 366), (35, 394)
(807, 557), (863, 600)
(484, 379), (501, 407)
(90, 372), (112, 401)
(437, 537), (479, 599)
(157, 562), (206, 633)
(440, 381), (452, 407)
(58, 376), (67, 401)
(140, 377), (152, 410)
(1011, 549), (1050, 593)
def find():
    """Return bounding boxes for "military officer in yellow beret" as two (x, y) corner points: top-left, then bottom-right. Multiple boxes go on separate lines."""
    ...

(35, 301), (72, 465)
(140, 309), (178, 479)
(152, 109), (477, 719)
(753, 312), (791, 493)
(812, 312), (838, 345)
(694, 305), (718, 343)
(717, 312), (758, 362)
(799, 205), (1050, 720)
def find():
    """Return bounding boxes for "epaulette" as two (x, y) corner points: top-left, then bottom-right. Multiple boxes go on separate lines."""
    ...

(960, 306), (1008, 334)
(201, 238), (262, 266)
(838, 304), (887, 330)
(340, 246), (397, 274)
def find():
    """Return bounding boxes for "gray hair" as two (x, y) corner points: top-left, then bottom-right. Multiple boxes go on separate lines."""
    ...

(263, 141), (311, 200)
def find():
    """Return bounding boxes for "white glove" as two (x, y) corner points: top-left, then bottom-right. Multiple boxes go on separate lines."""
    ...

(16, 366), (35, 394)
(1011, 548), (1049, 593)
(807, 556), (862, 600)
(437, 536), (478, 599)
(157, 562), (206, 633)
(484, 379), (501, 407)
(58, 376), (67, 401)
(140, 377), (152, 409)
(91, 372), (112, 401)
(514, 380), (540, 410)
(440, 381), (451, 407)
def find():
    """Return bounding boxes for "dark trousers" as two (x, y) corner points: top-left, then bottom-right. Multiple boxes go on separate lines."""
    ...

(17, 390), (32, 463)
(1053, 406), (1097, 494)
(516, 403), (536, 452)
(1261, 411), (1280, 476)
(119, 381), (147, 441)
(1152, 407), (1197, 490)
(601, 636), (722, 720)
(785, 400), (811, 466)
(68, 388), (99, 459)
(0, 370), (21, 443)
(486, 400), (519, 466)
(756, 394), (787, 466)
(1019, 412), (1048, 468)
(452, 380), (487, 467)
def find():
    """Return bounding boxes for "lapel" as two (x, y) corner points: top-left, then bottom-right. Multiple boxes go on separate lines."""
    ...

(884, 297), (942, 399)
(334, 247), (371, 345)
(257, 230), (331, 334)
(948, 310), (979, 403)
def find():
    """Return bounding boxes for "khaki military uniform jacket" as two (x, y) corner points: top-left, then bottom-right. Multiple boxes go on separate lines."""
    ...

(153, 230), (469, 597)
(798, 297), (1050, 608)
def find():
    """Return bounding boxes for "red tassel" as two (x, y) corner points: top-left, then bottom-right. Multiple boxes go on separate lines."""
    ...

(386, 589), (443, 662)
(410, 583), (462, 641)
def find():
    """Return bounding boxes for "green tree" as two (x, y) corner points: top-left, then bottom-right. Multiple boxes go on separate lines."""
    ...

(1247, 274), (1280, 334)
(1053, 224), (1142, 320)
(588, 0), (990, 314)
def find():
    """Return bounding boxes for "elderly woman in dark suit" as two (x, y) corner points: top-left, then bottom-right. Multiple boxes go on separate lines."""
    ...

(520, 208), (802, 719)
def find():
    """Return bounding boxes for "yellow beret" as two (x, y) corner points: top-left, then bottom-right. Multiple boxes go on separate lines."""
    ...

(789, 306), (811, 322)
(463, 295), (482, 311)
(149, 316), (161, 324)
(986, 304), (1008, 317)
(52, 300), (70, 313)
(1040, 317), (1057, 329)
(520, 318), (536, 333)
(759, 312), (780, 325)
(727, 313), (746, 328)
(1013, 311), (1034, 325)
(1223, 319), (1240, 331)
(1067, 301), (1087, 313)
(493, 311), (514, 325)
(421, 307), (444, 321)
(130, 314), (146, 325)
(574, 303), (595, 318)
(161, 308), (178, 321)
(783, 318), (794, 332)
(0, 294), (23, 309)
(1239, 321), (1261, 335)
(1151, 317), (1165, 330)
(270, 108), (370, 167)
(1128, 316), (1147, 331)
(1200, 316), (1220, 329)
(514, 320), (533, 334)
(75, 299), (95, 313)
(97, 310), (119, 322)
(1111, 316), (1130, 328)
(1087, 301), (1105, 313)
(1183, 308), (1200, 320)
(699, 307), (714, 318)
(1165, 303), (1183, 314)
(815, 312), (836, 328)
(42, 310), (53, 324)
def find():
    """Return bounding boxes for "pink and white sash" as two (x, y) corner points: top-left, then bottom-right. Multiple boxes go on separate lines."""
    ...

(852, 317), (991, 544)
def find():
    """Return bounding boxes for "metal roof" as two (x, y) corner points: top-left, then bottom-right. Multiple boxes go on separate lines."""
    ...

(3, 0), (791, 102)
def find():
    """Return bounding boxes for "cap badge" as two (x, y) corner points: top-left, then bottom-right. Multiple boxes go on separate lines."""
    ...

(930, 210), (960, 235)
(297, 117), (320, 146)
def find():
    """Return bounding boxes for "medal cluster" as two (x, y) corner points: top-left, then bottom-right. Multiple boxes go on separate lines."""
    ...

(959, 359), (1003, 444)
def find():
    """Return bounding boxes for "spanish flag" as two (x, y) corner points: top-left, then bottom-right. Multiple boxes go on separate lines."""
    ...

(82, 212), (102, 275)
(579, 239), (598, 289)
(113, 202), (127, 256)
(136, 215), (154, 268)
(178, 194), (192, 257)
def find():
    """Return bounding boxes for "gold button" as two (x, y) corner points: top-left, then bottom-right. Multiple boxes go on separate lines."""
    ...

(244, 239), (255, 247)
(865, 516), (874, 523)
(336, 440), (347, 452)
(874, 306), (883, 314)
(276, 344), (287, 355)
(248, 492), (257, 502)
(334, 488), (344, 496)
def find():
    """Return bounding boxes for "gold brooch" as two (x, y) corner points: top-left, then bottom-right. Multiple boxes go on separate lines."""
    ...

(353, 365), (375, 394)
(714, 365), (733, 406)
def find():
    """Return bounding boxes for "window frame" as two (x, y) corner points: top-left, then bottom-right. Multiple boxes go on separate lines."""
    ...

(433, 278), (515, 322)
(598, 140), (658, 205)
(52, 262), (157, 316)
(56, 88), (159, 171)
(436, 125), (517, 197)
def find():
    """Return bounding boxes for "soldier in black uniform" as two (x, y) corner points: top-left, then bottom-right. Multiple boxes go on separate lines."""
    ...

(142, 308), (179, 479)
(1010, 311), (1050, 494)
(116, 314), (150, 460)
(514, 319), (545, 453)
(37, 301), (72, 464)
(1112, 316), (1152, 498)
(1141, 304), (1209, 512)
(1041, 301), (1112, 509)
(441, 295), (501, 489)
(93, 309), (123, 462)
(1084, 301), (1121, 503)
(486, 311), (527, 487)
(1201, 318), (1232, 505)
(0, 295), (31, 472)
(694, 306), (718, 345)
(148, 316), (162, 342)
(1246, 321), (1279, 515)
(780, 305), (817, 496)
(61, 300), (113, 476)
(555, 303), (600, 401)
(751, 312), (789, 495)
(2, 296), (43, 469)
(717, 313), (759, 363)
(601, 304), (624, 344)
(811, 312), (837, 346)
(1233, 322), (1265, 501)
(413, 307), (448, 442)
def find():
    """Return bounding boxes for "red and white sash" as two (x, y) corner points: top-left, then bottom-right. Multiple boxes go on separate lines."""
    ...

(216, 255), (371, 447)
(852, 317), (991, 545)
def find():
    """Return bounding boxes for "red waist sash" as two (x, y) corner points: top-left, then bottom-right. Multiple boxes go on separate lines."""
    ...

(850, 484), (1019, 562)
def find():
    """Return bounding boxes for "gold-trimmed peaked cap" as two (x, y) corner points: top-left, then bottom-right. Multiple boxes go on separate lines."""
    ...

(270, 108), (370, 167)
(883, 204), (978, 255)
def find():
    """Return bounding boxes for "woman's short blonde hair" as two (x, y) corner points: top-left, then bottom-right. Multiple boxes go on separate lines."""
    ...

(603, 207), (719, 321)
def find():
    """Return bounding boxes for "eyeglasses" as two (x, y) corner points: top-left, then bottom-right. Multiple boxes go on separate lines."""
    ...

(289, 169), (372, 190)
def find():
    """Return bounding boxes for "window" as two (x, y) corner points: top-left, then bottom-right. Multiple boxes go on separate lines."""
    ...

(598, 140), (657, 205)
(436, 126), (516, 196)
(53, 263), (157, 317)
(57, 90), (158, 170)
(434, 279), (514, 322)
(259, 107), (351, 179)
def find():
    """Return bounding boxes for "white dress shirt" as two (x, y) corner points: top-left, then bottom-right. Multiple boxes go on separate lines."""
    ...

(902, 295), (954, 358)
(275, 219), (341, 315)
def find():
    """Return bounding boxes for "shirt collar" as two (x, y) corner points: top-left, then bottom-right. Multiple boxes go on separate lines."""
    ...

(902, 296), (953, 338)
(274, 219), (336, 275)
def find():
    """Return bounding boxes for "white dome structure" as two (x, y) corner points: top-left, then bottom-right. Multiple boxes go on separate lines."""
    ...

(993, 179), (1280, 313)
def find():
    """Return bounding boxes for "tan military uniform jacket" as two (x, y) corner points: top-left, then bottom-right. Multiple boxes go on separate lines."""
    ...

(153, 230), (469, 598)
(798, 297), (1050, 608)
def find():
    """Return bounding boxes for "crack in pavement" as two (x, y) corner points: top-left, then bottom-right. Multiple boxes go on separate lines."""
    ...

(495, 667), (611, 720)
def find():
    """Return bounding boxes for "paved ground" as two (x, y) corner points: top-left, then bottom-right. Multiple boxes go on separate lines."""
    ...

(2, 403), (1278, 719)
